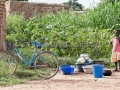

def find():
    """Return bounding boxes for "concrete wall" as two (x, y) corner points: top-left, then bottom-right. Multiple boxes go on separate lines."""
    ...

(0, 0), (6, 51)
(5, 1), (69, 19)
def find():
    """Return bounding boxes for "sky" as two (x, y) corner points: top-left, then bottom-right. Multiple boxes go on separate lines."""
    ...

(28, 0), (101, 8)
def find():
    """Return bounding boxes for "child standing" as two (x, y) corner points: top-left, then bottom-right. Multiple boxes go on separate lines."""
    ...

(110, 29), (120, 71)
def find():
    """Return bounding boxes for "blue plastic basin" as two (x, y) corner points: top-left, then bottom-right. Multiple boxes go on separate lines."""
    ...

(59, 65), (75, 75)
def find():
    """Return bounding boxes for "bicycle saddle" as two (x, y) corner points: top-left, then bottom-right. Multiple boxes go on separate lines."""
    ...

(32, 41), (42, 48)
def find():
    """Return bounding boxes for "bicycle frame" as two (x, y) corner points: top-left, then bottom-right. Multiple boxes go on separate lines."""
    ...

(14, 47), (39, 67)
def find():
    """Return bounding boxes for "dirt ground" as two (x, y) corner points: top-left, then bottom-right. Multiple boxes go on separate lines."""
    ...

(0, 68), (120, 90)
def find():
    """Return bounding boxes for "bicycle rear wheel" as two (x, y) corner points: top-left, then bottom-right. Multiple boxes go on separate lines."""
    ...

(34, 51), (59, 79)
(0, 52), (17, 77)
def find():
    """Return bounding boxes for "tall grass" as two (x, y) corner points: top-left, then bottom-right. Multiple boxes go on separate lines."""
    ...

(80, 0), (120, 29)
(6, 13), (27, 42)
(24, 11), (113, 58)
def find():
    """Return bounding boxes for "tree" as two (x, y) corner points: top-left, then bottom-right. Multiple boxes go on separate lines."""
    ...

(62, 0), (84, 11)
(104, 0), (120, 4)
(6, 0), (28, 1)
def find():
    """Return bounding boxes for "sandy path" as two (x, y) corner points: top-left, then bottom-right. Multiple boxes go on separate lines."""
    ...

(0, 69), (120, 90)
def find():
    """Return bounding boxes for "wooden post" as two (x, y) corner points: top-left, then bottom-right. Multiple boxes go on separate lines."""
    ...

(0, 0), (6, 52)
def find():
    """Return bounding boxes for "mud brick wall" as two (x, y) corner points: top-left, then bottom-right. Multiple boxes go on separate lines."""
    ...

(0, 0), (6, 51)
(5, 1), (69, 19)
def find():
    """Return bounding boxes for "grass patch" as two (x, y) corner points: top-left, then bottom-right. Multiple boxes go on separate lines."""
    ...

(0, 63), (41, 86)
(0, 77), (25, 86)
(58, 56), (77, 65)
(0, 70), (41, 86)
(15, 70), (40, 80)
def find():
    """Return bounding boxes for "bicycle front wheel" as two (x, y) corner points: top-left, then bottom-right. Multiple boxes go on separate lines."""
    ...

(34, 51), (59, 79)
(0, 52), (17, 77)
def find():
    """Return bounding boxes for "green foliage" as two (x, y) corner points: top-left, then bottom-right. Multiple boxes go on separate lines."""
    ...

(6, 13), (27, 43)
(23, 11), (113, 58)
(6, 35), (15, 43)
(58, 56), (76, 65)
(104, 0), (120, 4)
(6, 1), (120, 58)
(80, 0), (120, 29)
(0, 77), (25, 86)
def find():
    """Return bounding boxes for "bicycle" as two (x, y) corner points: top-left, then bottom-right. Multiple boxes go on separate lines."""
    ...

(0, 40), (59, 79)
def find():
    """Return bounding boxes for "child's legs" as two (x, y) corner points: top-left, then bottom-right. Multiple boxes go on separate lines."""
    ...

(116, 52), (120, 70)
(114, 62), (118, 70)
(118, 60), (120, 70)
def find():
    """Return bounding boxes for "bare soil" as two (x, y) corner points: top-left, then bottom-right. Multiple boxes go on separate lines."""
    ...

(0, 68), (120, 90)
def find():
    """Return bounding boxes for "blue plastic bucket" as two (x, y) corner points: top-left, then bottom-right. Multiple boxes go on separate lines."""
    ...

(92, 64), (103, 78)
